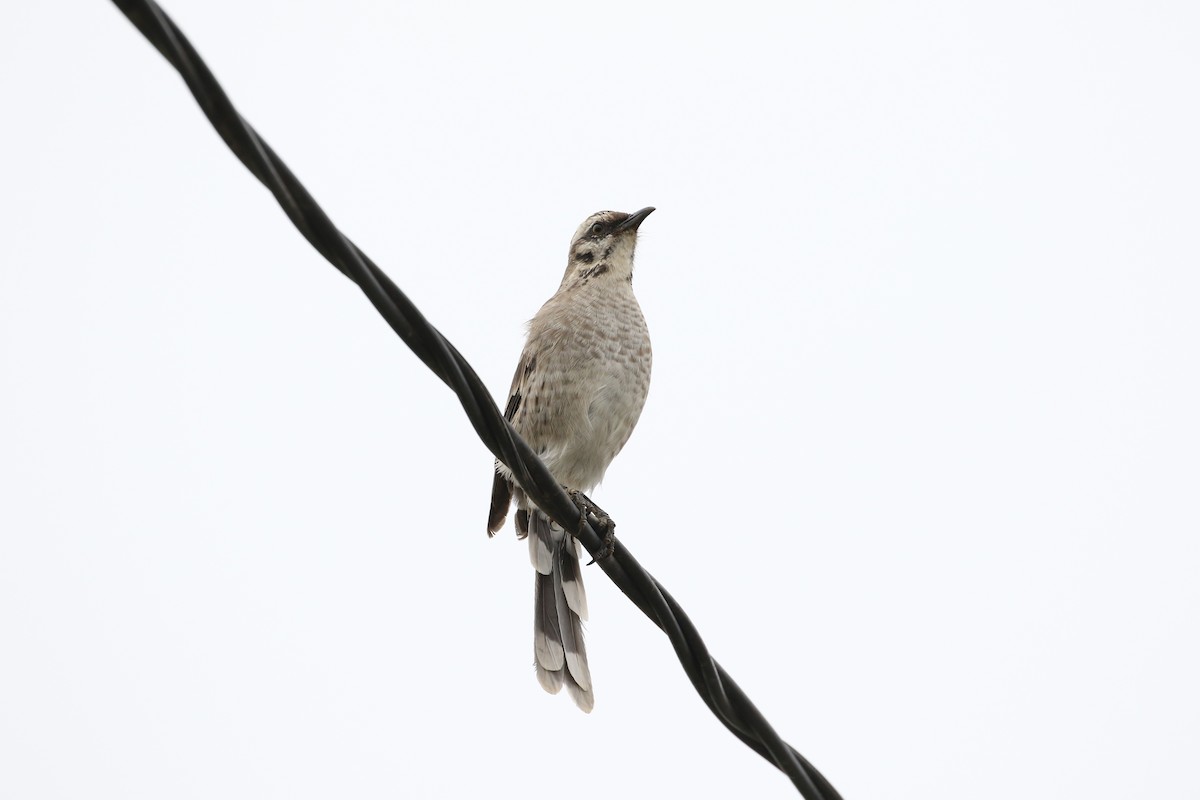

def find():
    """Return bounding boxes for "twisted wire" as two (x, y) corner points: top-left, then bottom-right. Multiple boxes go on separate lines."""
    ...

(109, 3), (842, 796)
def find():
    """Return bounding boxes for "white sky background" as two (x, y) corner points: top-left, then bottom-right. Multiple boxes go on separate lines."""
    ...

(2, 1), (1198, 797)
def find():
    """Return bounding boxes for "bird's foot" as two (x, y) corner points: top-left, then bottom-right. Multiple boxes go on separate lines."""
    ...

(566, 489), (617, 565)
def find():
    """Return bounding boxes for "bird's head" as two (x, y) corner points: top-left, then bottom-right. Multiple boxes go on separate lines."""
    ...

(561, 207), (655, 288)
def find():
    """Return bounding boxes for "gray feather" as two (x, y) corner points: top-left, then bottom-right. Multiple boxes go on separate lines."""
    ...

(487, 471), (512, 536)
(534, 569), (565, 691)
(554, 544), (592, 694)
(529, 509), (554, 574)
(565, 673), (594, 714)
(558, 530), (589, 621)
(526, 508), (593, 712)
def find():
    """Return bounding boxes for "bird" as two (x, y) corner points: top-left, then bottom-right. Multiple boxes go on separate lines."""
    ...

(487, 207), (655, 712)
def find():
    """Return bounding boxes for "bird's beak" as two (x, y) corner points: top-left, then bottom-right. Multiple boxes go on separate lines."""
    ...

(614, 206), (655, 233)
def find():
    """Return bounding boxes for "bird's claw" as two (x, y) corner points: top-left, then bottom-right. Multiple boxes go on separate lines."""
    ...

(567, 488), (617, 565)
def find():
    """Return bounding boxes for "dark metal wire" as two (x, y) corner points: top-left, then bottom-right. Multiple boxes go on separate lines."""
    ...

(108, 2), (843, 796)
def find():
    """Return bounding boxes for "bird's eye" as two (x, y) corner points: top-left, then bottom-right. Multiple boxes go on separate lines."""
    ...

(591, 223), (604, 235)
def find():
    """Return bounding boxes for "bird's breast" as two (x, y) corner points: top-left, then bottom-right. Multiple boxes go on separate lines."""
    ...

(523, 283), (651, 491)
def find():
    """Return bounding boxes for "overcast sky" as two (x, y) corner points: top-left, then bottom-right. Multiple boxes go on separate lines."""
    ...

(2, 2), (1198, 798)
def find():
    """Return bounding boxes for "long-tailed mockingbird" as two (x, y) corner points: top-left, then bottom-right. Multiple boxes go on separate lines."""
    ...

(487, 207), (655, 712)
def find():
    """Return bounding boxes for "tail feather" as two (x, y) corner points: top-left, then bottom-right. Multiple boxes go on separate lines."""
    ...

(529, 508), (593, 713)
(534, 569), (565, 690)
(529, 520), (553, 574)
(558, 536), (588, 621)
(554, 549), (592, 693)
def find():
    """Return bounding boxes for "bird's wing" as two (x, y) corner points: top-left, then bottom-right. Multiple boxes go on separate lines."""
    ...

(486, 354), (532, 536)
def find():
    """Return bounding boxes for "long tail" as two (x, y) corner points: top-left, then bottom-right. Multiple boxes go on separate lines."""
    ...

(529, 507), (593, 712)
